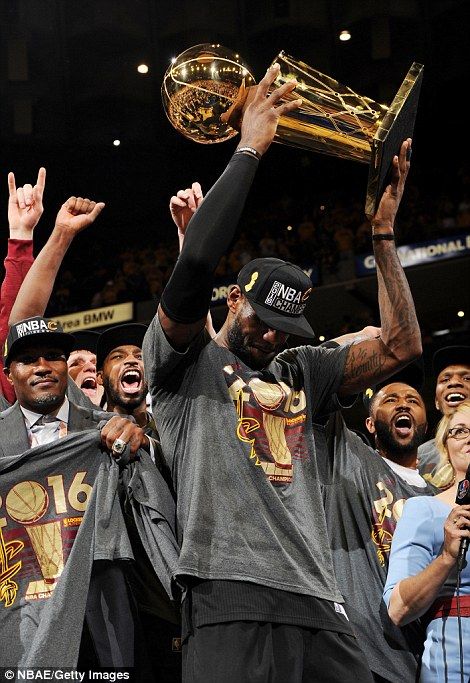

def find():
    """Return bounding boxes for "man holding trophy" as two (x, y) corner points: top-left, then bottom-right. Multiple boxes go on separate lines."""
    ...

(144, 56), (422, 682)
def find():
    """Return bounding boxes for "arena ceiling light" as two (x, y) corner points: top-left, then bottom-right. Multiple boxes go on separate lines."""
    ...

(339, 30), (351, 41)
(137, 64), (149, 74)
(113, 139), (121, 146)
(458, 310), (465, 317)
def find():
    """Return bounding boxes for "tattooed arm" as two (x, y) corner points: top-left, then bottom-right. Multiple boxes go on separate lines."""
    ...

(338, 139), (422, 397)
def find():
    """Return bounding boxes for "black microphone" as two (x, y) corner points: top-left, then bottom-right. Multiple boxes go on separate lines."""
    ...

(455, 463), (470, 571)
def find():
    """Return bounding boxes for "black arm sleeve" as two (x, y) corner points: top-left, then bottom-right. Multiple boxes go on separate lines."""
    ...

(160, 152), (259, 323)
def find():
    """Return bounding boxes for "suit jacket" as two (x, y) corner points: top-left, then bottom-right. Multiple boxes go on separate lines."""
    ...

(0, 399), (179, 667)
(0, 400), (111, 457)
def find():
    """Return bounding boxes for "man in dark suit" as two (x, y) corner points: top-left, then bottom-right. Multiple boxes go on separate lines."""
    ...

(1, 315), (148, 455)
(0, 315), (151, 670)
(96, 323), (183, 682)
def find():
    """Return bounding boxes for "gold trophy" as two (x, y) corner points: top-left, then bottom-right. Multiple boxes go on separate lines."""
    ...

(162, 44), (423, 217)
(5, 480), (64, 599)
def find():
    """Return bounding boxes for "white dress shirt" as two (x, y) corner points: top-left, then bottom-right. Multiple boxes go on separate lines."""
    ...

(21, 397), (70, 446)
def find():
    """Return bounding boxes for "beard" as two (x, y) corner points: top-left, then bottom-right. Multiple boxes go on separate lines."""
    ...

(374, 418), (427, 456)
(227, 317), (266, 370)
(30, 393), (64, 410)
(103, 376), (147, 413)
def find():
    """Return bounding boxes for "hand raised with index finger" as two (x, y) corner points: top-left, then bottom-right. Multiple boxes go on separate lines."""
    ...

(170, 181), (204, 236)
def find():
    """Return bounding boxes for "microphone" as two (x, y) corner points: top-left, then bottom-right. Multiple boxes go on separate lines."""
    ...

(455, 463), (470, 571)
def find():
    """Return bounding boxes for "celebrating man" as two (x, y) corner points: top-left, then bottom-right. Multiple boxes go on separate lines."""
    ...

(143, 64), (421, 682)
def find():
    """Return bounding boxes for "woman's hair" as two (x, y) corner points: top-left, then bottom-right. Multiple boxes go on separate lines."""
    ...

(435, 399), (470, 461)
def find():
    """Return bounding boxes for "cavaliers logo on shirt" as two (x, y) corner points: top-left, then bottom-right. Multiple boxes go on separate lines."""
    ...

(371, 480), (407, 567)
(224, 363), (309, 485)
(0, 471), (92, 607)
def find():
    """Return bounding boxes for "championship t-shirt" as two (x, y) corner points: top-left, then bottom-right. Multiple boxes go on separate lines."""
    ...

(318, 411), (436, 682)
(143, 315), (349, 603)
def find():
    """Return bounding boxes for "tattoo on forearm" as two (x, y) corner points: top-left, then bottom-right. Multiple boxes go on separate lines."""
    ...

(344, 346), (386, 382)
(374, 241), (419, 342)
(342, 243), (420, 392)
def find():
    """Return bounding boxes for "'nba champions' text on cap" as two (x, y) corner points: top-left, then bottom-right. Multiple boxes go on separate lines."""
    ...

(237, 258), (315, 338)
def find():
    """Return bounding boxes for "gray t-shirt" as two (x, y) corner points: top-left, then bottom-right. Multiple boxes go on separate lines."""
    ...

(143, 315), (349, 602)
(0, 431), (132, 667)
(318, 412), (436, 682)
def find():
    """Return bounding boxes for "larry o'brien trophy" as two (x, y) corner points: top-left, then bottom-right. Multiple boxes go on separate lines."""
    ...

(5, 480), (64, 599)
(162, 44), (423, 218)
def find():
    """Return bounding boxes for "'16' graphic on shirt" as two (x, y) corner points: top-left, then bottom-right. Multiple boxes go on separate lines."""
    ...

(0, 470), (92, 606)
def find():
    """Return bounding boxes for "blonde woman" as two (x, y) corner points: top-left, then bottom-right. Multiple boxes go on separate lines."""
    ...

(383, 400), (470, 681)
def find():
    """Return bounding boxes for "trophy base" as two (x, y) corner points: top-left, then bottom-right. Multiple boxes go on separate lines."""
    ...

(366, 63), (423, 219)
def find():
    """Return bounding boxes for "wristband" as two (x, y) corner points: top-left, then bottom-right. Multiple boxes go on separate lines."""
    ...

(372, 233), (395, 241)
(234, 146), (261, 160)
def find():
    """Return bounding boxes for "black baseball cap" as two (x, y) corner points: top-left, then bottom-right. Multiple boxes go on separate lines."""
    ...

(432, 345), (470, 378)
(3, 316), (75, 367)
(71, 330), (100, 355)
(363, 358), (425, 411)
(96, 323), (147, 369)
(237, 258), (315, 338)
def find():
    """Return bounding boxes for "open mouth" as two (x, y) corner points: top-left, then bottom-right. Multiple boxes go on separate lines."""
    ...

(120, 369), (143, 395)
(445, 392), (466, 407)
(80, 377), (97, 397)
(393, 414), (413, 437)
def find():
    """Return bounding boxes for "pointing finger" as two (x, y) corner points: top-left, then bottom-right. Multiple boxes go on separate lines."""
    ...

(35, 167), (46, 193)
(192, 182), (203, 200)
(8, 172), (17, 198)
(185, 188), (196, 212)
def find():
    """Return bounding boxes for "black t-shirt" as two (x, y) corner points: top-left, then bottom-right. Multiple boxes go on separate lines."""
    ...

(181, 579), (354, 640)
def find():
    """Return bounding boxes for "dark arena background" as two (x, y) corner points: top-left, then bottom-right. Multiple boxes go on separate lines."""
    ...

(0, 0), (468, 434)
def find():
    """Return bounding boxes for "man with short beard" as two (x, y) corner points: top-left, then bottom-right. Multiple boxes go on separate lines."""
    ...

(417, 345), (470, 489)
(96, 322), (182, 683)
(143, 65), (421, 682)
(319, 361), (436, 682)
(0, 315), (155, 668)
(96, 323), (149, 424)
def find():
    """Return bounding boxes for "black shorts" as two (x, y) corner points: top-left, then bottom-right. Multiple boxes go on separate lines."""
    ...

(182, 620), (374, 683)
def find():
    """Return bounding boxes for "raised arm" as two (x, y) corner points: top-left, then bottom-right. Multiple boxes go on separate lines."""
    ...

(0, 168), (45, 402)
(170, 181), (204, 253)
(169, 181), (218, 339)
(330, 326), (381, 346)
(9, 196), (105, 324)
(338, 139), (422, 396)
(158, 64), (301, 349)
(1, 168), (46, 330)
